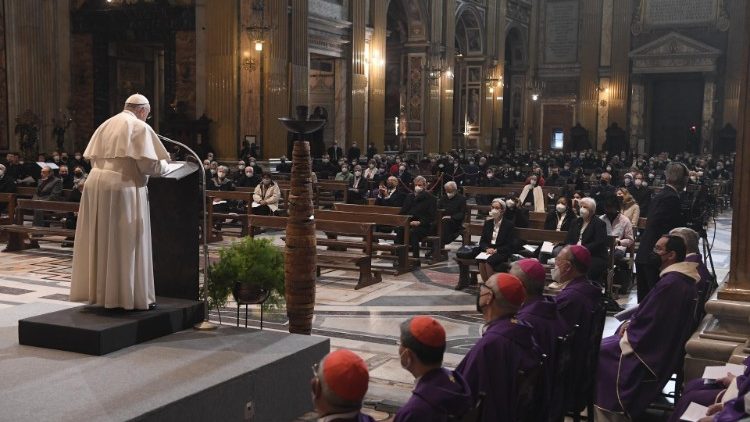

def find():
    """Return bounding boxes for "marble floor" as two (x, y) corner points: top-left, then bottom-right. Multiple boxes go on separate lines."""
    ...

(0, 210), (732, 421)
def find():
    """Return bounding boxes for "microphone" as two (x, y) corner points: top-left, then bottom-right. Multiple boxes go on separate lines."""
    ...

(156, 134), (215, 331)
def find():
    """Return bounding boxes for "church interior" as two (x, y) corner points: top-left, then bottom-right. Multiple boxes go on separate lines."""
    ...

(1, 0), (750, 421)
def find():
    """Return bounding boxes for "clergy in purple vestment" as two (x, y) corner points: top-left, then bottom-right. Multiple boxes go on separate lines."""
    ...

(669, 356), (750, 422)
(394, 316), (473, 422)
(696, 369), (750, 422)
(670, 227), (714, 305)
(595, 235), (699, 421)
(311, 349), (375, 422)
(513, 258), (569, 421)
(456, 273), (542, 422)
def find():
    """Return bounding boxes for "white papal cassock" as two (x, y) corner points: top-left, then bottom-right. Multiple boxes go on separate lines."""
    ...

(70, 108), (169, 310)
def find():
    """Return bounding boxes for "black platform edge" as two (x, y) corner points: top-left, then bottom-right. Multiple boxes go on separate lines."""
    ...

(18, 297), (204, 356)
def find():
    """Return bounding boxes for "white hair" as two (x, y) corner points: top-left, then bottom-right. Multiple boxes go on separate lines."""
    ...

(491, 197), (507, 210)
(414, 175), (426, 185)
(579, 197), (596, 211)
(444, 181), (457, 190)
(670, 227), (699, 254)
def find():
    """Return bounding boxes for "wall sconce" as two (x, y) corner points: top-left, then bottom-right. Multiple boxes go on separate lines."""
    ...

(371, 51), (385, 67)
(254, 40), (264, 52)
(241, 51), (257, 72)
(528, 78), (545, 102)
(247, 0), (270, 53)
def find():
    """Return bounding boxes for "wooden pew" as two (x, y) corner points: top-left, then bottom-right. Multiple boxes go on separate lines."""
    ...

(246, 214), (382, 289)
(316, 180), (349, 208)
(315, 209), (413, 273)
(333, 202), (448, 262)
(0, 193), (16, 242)
(206, 190), (255, 239)
(0, 199), (79, 251)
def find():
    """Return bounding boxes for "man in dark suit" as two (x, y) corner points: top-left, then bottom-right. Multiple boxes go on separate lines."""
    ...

(32, 165), (63, 226)
(564, 197), (608, 282)
(590, 172), (616, 215)
(477, 198), (517, 282)
(327, 141), (343, 162)
(396, 176), (436, 264)
(635, 162), (688, 302)
(366, 143), (377, 160)
(375, 176), (406, 207)
(438, 181), (466, 246)
(347, 142), (361, 164)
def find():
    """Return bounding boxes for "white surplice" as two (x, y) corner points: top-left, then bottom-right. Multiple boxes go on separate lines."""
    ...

(69, 110), (169, 310)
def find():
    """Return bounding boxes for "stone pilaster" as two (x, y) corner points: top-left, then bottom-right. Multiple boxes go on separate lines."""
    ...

(722, 0), (747, 129)
(607, 0), (631, 135)
(290, 0), (308, 111)
(263, 0), (290, 159)
(439, 0), (456, 154)
(368, 0), (387, 152)
(629, 75), (645, 153)
(239, 0), (262, 147)
(576, 0), (602, 148)
(348, 0), (366, 148)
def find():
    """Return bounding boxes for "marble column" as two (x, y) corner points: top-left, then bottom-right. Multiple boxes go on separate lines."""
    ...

(368, 0), (387, 152)
(722, 0), (747, 129)
(5, 0), (70, 154)
(576, 0), (602, 148)
(348, 0), (366, 148)
(607, 0), (630, 134)
(629, 75), (645, 153)
(203, 0), (238, 161)
(263, 0), (290, 159)
(439, 0), (456, 154)
(701, 74), (716, 153)
(479, 0), (499, 151)
(423, 0), (444, 153)
(684, 3), (750, 380)
(239, 0), (261, 144)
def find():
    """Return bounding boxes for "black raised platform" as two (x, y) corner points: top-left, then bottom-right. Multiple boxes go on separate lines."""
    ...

(18, 297), (203, 355)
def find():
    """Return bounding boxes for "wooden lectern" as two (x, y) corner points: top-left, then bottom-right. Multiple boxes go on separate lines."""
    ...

(147, 162), (201, 300)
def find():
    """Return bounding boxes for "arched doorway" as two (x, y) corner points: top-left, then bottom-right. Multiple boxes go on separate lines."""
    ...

(502, 27), (527, 152)
(453, 6), (485, 152)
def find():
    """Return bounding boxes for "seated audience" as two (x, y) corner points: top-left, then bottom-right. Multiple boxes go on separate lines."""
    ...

(544, 196), (576, 232)
(437, 181), (466, 246)
(477, 198), (516, 281)
(394, 316), (472, 422)
(503, 195), (529, 228)
(595, 235), (699, 421)
(375, 176), (405, 207)
(347, 168), (367, 203)
(335, 164), (354, 183)
(237, 166), (260, 188)
(670, 226), (714, 306)
(456, 273), (541, 422)
(600, 194), (634, 261)
(310, 349), (374, 422)
(617, 188), (640, 227)
(564, 197), (608, 281)
(209, 165), (236, 191)
(58, 165), (73, 189)
(276, 156), (291, 173)
(396, 176), (436, 263)
(252, 173), (280, 216)
(628, 172), (652, 216)
(32, 165), (63, 226)
(518, 174), (546, 212)
(591, 172), (616, 214)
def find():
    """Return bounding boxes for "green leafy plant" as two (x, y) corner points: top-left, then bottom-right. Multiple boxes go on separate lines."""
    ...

(207, 237), (285, 310)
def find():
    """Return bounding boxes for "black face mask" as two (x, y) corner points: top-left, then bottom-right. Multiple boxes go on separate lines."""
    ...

(476, 293), (483, 313)
(606, 212), (619, 221)
(650, 251), (664, 267)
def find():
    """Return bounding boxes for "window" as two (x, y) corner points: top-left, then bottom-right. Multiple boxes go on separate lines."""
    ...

(551, 129), (564, 150)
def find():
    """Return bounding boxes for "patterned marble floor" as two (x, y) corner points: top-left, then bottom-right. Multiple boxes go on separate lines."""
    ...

(0, 210), (732, 421)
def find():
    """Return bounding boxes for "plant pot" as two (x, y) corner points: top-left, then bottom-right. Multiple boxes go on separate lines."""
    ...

(232, 283), (271, 305)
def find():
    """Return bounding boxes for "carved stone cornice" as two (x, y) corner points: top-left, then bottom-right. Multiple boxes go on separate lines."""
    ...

(507, 0), (531, 25)
(629, 32), (721, 74)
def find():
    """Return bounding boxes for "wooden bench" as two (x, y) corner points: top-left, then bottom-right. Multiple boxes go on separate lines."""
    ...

(455, 225), (570, 288)
(0, 199), (79, 251)
(315, 209), (414, 274)
(316, 180), (349, 208)
(333, 203), (448, 263)
(0, 193), (16, 242)
(206, 190), (255, 239)
(246, 214), (382, 289)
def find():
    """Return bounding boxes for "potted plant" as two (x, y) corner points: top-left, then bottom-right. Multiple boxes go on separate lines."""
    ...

(207, 237), (285, 314)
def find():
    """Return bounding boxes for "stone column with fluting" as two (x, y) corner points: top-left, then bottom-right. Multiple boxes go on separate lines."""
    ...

(348, 0), (366, 147)
(289, 0), (308, 111)
(263, 0), (290, 159)
(368, 1), (387, 153)
(577, 0), (602, 148)
(439, 0), (456, 153)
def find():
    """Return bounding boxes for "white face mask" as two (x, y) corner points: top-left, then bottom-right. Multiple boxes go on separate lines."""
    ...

(506, 200), (515, 209)
(238, 164), (245, 170)
(354, 171), (361, 177)
(217, 172), (226, 179)
(530, 180), (537, 187)
(446, 192), (456, 199)
(556, 204), (567, 214)
(245, 172), (253, 177)
(580, 207), (590, 219)
(551, 265), (562, 282)
(414, 185), (424, 193)
(489, 208), (501, 218)
(399, 166), (406, 172)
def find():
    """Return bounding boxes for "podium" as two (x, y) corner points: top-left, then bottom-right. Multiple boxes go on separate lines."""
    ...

(148, 161), (201, 300)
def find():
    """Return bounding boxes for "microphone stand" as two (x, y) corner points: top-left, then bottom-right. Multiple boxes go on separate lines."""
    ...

(157, 134), (216, 331)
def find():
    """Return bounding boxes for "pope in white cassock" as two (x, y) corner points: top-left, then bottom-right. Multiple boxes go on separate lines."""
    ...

(70, 94), (170, 310)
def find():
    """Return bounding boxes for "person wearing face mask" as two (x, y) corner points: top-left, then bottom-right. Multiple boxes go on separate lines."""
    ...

(347, 168), (367, 203)
(209, 165), (236, 191)
(310, 349), (375, 422)
(463, 159), (480, 186)
(545, 197), (575, 232)
(327, 141), (343, 162)
(617, 188), (640, 227)
(518, 175), (546, 212)
(600, 194), (634, 262)
(456, 273), (541, 422)
(595, 235), (699, 422)
(635, 162), (688, 303)
(563, 197), (608, 282)
(394, 316), (473, 422)
(252, 173), (280, 215)
(237, 166), (260, 188)
(232, 160), (247, 182)
(395, 162), (413, 188)
(372, 165), (388, 185)
(438, 181), (466, 249)
(513, 258), (569, 421)
(627, 172), (651, 215)
(375, 176), (405, 207)
(57, 165), (74, 189)
(0, 163), (15, 195)
(363, 160), (377, 180)
(591, 172), (616, 215)
(477, 198), (516, 281)
(335, 165), (354, 182)
(475, 168), (502, 211)
(396, 176), (436, 264)
(711, 162), (729, 180)
(276, 155), (291, 173)
(503, 195), (529, 229)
